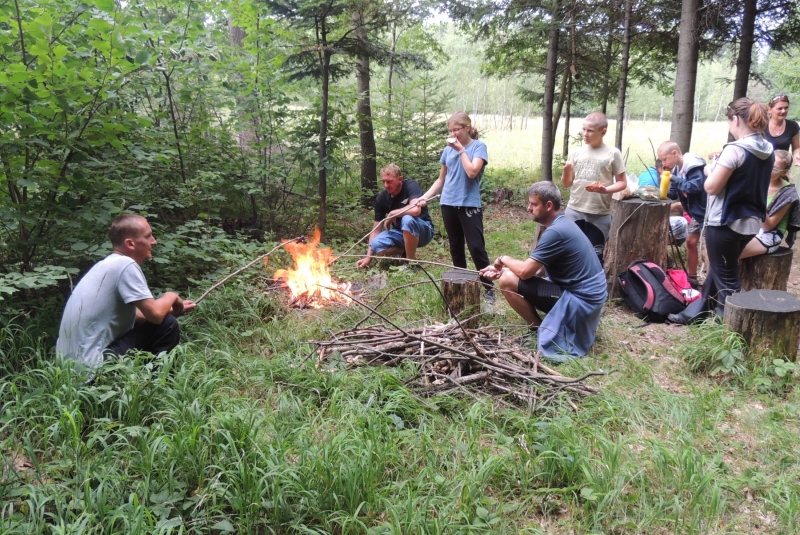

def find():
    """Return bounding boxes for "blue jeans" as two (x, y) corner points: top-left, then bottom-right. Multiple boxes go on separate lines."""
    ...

(370, 215), (434, 254)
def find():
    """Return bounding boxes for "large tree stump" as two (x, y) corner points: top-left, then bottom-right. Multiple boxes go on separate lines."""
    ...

(739, 247), (793, 291)
(724, 289), (800, 360)
(441, 269), (481, 328)
(604, 198), (671, 298)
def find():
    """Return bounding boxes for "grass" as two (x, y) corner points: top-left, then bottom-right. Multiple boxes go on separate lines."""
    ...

(2, 202), (800, 534)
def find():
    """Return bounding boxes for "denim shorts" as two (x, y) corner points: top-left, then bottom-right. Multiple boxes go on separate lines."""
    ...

(370, 215), (434, 254)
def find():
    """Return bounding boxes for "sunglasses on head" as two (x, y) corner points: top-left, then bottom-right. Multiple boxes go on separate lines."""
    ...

(770, 94), (789, 105)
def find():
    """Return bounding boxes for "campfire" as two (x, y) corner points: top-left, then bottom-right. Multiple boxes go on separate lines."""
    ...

(274, 228), (352, 308)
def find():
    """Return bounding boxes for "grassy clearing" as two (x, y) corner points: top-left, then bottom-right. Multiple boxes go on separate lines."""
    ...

(479, 117), (729, 176)
(2, 203), (800, 534)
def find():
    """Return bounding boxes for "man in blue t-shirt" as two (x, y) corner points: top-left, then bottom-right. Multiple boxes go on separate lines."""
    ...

(480, 181), (607, 360)
(356, 164), (434, 268)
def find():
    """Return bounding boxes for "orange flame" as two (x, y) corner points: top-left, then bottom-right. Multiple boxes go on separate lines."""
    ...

(274, 228), (351, 308)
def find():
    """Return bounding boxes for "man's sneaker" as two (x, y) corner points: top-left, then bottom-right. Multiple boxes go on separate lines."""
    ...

(485, 288), (496, 305)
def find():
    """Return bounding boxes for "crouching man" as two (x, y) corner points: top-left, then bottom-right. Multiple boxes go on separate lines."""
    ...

(356, 164), (434, 268)
(56, 214), (196, 372)
(479, 181), (607, 361)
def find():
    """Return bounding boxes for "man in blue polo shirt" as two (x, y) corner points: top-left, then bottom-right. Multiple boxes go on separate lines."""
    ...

(480, 181), (607, 361)
(356, 164), (434, 268)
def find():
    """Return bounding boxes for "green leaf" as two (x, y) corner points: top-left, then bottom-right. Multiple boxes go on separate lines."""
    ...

(71, 242), (89, 251)
(134, 50), (151, 65)
(211, 520), (236, 532)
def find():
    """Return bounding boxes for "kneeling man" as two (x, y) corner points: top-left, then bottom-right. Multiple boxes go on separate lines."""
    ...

(480, 181), (607, 361)
(57, 214), (196, 371)
(356, 164), (434, 268)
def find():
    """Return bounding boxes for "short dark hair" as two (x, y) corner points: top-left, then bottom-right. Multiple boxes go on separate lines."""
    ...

(527, 181), (561, 211)
(109, 214), (146, 247)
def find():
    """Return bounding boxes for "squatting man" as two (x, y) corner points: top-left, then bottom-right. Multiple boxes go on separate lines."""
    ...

(356, 164), (434, 268)
(56, 214), (196, 373)
(479, 181), (607, 361)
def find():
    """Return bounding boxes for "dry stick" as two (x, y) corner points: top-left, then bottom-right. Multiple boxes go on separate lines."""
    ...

(318, 285), (501, 363)
(331, 194), (441, 265)
(195, 236), (305, 305)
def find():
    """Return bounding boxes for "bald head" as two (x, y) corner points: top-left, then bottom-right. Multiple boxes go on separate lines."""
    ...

(657, 141), (681, 156)
(656, 141), (683, 172)
(584, 112), (608, 129)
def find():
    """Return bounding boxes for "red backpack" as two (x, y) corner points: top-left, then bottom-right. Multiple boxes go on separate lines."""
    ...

(619, 260), (688, 322)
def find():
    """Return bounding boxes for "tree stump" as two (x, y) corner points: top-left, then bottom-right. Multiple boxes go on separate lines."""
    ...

(739, 247), (793, 291)
(604, 198), (671, 298)
(724, 289), (800, 360)
(441, 269), (482, 328)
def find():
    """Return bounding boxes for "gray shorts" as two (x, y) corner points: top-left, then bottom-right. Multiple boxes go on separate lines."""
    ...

(565, 208), (612, 240)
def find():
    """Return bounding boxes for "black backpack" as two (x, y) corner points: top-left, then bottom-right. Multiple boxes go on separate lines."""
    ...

(618, 260), (687, 322)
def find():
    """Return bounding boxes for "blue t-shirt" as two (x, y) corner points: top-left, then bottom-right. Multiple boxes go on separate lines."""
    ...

(530, 213), (604, 291)
(439, 139), (488, 207)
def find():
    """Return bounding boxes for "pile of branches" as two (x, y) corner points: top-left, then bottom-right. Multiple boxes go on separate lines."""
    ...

(312, 322), (603, 411)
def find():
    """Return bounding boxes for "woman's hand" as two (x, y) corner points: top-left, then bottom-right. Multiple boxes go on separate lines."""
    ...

(446, 137), (464, 151)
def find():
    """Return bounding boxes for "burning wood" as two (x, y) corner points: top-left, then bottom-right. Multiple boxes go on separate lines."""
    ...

(274, 228), (353, 309)
(312, 323), (603, 410)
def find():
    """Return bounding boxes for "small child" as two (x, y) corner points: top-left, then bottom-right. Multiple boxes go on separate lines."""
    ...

(560, 112), (627, 261)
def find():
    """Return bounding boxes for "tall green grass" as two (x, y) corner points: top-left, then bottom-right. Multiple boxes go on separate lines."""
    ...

(2, 206), (800, 533)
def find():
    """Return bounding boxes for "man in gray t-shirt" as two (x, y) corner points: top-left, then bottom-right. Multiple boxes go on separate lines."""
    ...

(56, 214), (196, 370)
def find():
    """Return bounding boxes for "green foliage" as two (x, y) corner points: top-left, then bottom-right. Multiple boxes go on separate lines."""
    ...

(679, 322), (747, 377)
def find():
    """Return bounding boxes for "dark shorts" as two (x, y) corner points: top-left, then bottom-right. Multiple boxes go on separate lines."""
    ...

(517, 276), (562, 313)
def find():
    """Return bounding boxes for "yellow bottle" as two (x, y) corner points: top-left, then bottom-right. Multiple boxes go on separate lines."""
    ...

(660, 170), (671, 200)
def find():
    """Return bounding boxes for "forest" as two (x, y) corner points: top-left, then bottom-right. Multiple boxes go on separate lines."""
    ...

(2, 0), (800, 533)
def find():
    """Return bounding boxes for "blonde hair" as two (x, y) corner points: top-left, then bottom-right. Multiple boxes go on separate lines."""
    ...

(380, 164), (402, 178)
(726, 98), (769, 132)
(774, 150), (792, 176)
(447, 111), (479, 139)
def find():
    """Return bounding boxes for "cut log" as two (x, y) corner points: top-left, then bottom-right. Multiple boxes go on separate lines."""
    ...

(441, 268), (482, 328)
(739, 247), (793, 291)
(723, 289), (800, 360)
(604, 198), (671, 298)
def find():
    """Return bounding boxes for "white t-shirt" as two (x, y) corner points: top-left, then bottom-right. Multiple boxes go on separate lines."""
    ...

(566, 144), (626, 215)
(56, 254), (153, 369)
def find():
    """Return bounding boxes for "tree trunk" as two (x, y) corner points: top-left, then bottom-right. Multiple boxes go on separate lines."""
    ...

(604, 198), (671, 298)
(387, 22), (397, 106)
(739, 247), (793, 291)
(733, 0), (757, 101)
(563, 71), (572, 157)
(318, 43), (331, 239)
(355, 18), (377, 209)
(670, 0), (701, 153)
(441, 269), (482, 328)
(724, 289), (800, 360)
(601, 18), (614, 115)
(541, 0), (561, 182)
(614, 0), (632, 150)
(551, 68), (568, 150)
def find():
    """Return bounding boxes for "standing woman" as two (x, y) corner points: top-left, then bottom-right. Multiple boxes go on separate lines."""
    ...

(669, 98), (774, 324)
(765, 95), (800, 165)
(421, 111), (493, 301)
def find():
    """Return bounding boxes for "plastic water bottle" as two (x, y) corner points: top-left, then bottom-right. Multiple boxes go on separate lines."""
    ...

(660, 170), (671, 200)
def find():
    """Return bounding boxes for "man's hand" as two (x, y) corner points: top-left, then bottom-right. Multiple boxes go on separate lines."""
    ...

(563, 161), (573, 174)
(383, 217), (397, 231)
(171, 298), (196, 317)
(356, 256), (372, 268)
(179, 299), (196, 316)
(416, 198), (428, 208)
(479, 266), (503, 280)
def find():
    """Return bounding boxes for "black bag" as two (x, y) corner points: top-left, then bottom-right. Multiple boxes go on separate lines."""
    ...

(619, 260), (687, 322)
